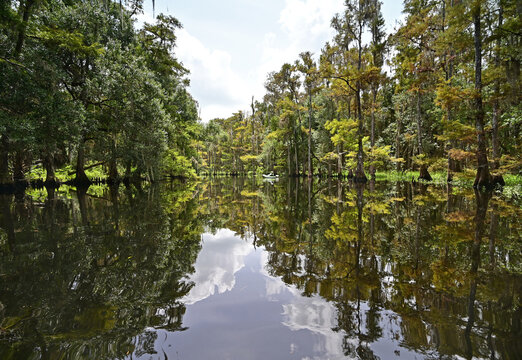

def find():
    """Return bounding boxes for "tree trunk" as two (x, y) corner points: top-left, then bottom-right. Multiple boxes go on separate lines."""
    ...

(354, 28), (366, 183)
(0, 135), (11, 184)
(447, 139), (461, 182)
(109, 183), (120, 231)
(75, 136), (90, 184)
(14, 0), (35, 59)
(355, 135), (366, 182)
(337, 144), (342, 178)
(445, 1), (462, 182)
(472, 5), (493, 189)
(419, 164), (432, 181)
(13, 150), (26, 183)
(488, 202), (498, 267)
(355, 183), (364, 269)
(307, 178), (313, 260)
(491, 5), (503, 182)
(287, 141), (292, 177)
(369, 88), (376, 179)
(307, 91), (313, 178)
(44, 153), (56, 183)
(108, 158), (118, 182)
(76, 186), (89, 225)
(294, 128), (298, 175)
(354, 84), (366, 182)
(396, 106), (401, 172)
(446, 53), (461, 184)
(251, 96), (256, 161)
(124, 161), (132, 184)
(416, 91), (432, 181)
(465, 189), (491, 350)
(491, 100), (500, 170)
(108, 135), (118, 182)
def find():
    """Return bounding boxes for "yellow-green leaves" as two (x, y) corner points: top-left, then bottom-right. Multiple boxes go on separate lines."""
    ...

(37, 26), (103, 57)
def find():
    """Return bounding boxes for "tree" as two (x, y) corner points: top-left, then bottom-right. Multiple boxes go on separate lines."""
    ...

(297, 51), (321, 178)
(393, 0), (442, 181)
(325, 0), (374, 182)
(195, 0), (520, 184)
(264, 63), (303, 176)
(368, 0), (386, 179)
(0, 0), (201, 187)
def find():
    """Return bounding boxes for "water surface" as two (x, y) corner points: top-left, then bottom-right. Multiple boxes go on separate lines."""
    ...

(0, 179), (520, 359)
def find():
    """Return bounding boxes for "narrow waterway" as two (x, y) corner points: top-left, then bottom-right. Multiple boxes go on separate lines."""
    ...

(0, 179), (520, 359)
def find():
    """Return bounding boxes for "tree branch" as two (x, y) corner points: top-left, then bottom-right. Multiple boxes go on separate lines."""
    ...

(327, 75), (357, 93)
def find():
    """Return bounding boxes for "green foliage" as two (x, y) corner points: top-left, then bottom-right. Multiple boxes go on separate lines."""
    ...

(0, 0), (199, 184)
(1, 0), (521, 186)
(162, 148), (196, 178)
(197, 0), (520, 181)
(325, 118), (358, 148)
(0, 180), (203, 358)
(36, 26), (104, 57)
(366, 144), (393, 169)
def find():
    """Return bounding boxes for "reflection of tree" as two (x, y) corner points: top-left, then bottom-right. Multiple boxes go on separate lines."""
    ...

(202, 178), (522, 359)
(0, 194), (15, 252)
(0, 182), (203, 359)
(3, 179), (520, 359)
(464, 189), (490, 358)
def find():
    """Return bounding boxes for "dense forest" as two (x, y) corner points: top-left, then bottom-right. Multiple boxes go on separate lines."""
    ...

(0, 0), (520, 190)
(199, 0), (520, 188)
(0, 0), (200, 187)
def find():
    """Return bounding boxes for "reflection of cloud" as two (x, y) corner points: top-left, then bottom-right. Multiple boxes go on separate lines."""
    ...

(282, 295), (348, 359)
(260, 253), (351, 359)
(182, 229), (253, 305)
(260, 252), (288, 299)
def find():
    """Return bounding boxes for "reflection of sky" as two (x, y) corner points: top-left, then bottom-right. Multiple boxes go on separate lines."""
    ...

(260, 252), (348, 359)
(182, 229), (253, 305)
(129, 230), (424, 360)
(282, 296), (346, 359)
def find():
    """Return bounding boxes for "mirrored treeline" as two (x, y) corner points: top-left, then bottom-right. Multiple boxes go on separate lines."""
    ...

(0, 179), (520, 359)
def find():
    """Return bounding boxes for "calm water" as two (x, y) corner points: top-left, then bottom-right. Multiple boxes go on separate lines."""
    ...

(0, 179), (520, 360)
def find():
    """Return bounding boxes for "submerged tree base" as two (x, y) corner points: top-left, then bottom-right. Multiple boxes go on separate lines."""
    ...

(473, 169), (505, 190)
(418, 165), (432, 181)
(353, 169), (368, 183)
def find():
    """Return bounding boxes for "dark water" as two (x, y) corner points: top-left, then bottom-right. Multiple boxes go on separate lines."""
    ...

(0, 179), (520, 360)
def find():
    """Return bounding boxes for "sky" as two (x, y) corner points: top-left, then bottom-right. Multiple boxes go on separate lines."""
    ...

(138, 0), (405, 122)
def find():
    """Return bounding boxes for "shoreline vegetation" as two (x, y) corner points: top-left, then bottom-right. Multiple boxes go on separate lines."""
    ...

(1, 0), (520, 193)
(1, 166), (520, 196)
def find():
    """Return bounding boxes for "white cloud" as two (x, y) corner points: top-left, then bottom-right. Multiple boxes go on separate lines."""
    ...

(279, 0), (343, 43)
(254, 0), (343, 100)
(259, 250), (350, 359)
(174, 0), (343, 122)
(135, 0), (403, 122)
(176, 29), (252, 121)
(133, 9), (155, 28)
